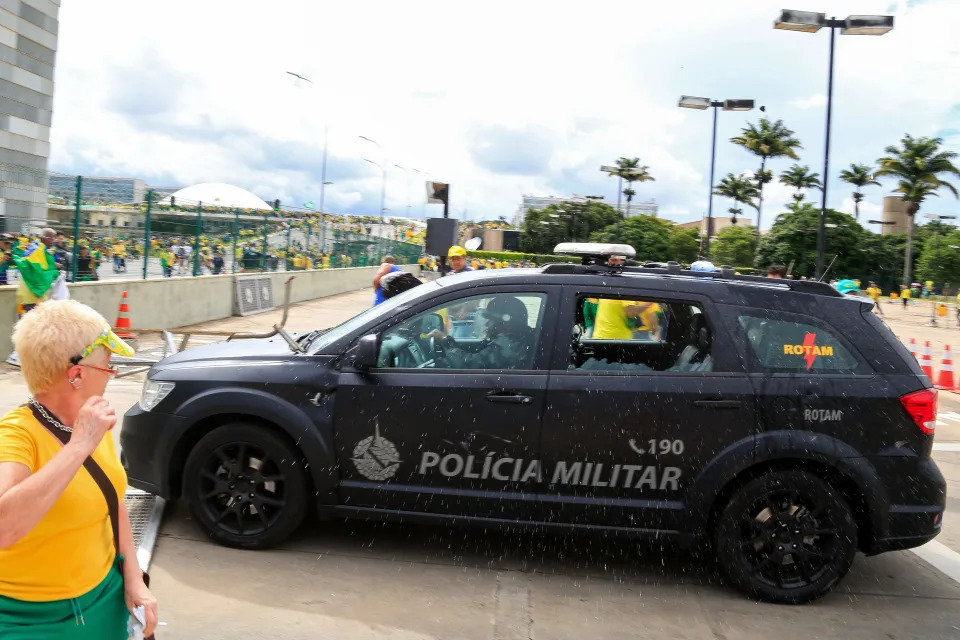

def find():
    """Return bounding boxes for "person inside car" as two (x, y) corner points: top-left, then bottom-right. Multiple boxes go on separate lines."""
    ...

(427, 295), (535, 369)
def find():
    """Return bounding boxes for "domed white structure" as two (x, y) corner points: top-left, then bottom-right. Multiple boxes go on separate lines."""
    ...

(161, 183), (272, 210)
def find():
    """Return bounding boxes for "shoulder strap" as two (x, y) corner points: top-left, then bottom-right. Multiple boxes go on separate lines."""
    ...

(26, 403), (120, 555)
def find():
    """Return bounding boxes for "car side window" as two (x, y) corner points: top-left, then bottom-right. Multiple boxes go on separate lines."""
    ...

(571, 295), (716, 373)
(378, 293), (547, 370)
(737, 314), (860, 373)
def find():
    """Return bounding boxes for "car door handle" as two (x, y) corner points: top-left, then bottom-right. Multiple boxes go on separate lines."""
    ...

(486, 393), (534, 404)
(694, 400), (742, 409)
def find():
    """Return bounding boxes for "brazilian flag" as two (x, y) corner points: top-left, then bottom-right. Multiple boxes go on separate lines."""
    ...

(15, 243), (59, 297)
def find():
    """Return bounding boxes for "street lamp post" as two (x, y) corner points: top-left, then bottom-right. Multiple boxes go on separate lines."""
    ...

(678, 96), (757, 257)
(286, 72), (332, 215)
(360, 136), (387, 220)
(773, 10), (894, 279)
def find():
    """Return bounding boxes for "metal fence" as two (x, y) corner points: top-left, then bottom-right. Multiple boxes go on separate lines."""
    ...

(1, 172), (424, 283)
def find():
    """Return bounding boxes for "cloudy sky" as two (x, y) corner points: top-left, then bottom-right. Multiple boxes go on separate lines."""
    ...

(49, 0), (960, 229)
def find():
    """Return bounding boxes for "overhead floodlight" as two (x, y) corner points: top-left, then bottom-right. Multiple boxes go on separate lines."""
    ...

(723, 99), (755, 111)
(679, 95), (711, 110)
(774, 9), (825, 32)
(842, 14), (894, 35)
(600, 165), (618, 173)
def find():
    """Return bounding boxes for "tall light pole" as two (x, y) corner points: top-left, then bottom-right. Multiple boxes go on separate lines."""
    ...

(774, 10), (894, 279)
(393, 164), (421, 219)
(360, 135), (387, 219)
(678, 96), (757, 257)
(286, 72), (332, 215)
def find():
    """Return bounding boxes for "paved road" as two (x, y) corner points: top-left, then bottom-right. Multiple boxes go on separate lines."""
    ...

(2, 289), (960, 639)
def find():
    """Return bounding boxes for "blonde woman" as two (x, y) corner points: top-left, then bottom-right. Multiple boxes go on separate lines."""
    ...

(0, 300), (158, 639)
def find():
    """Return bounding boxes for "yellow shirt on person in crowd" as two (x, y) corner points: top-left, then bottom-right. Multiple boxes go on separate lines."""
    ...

(901, 288), (911, 300)
(592, 300), (660, 340)
(0, 406), (127, 601)
(866, 286), (881, 302)
(112, 245), (126, 257)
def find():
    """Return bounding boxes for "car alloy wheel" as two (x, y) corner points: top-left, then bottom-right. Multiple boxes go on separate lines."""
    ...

(715, 470), (857, 603)
(185, 424), (309, 549)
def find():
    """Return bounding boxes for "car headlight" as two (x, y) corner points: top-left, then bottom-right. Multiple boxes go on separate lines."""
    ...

(139, 379), (175, 412)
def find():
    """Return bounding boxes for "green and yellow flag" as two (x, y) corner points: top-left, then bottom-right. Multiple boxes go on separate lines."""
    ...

(15, 244), (59, 297)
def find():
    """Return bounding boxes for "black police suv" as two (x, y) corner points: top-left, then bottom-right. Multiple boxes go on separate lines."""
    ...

(121, 254), (945, 604)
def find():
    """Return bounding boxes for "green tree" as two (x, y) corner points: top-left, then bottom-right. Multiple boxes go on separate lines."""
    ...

(590, 215), (672, 262)
(730, 118), (802, 232)
(712, 173), (759, 225)
(779, 164), (822, 203)
(915, 229), (960, 286)
(668, 226), (700, 263)
(838, 163), (880, 221)
(875, 134), (960, 286)
(755, 204), (866, 277)
(611, 158), (654, 214)
(519, 200), (621, 254)
(711, 225), (757, 267)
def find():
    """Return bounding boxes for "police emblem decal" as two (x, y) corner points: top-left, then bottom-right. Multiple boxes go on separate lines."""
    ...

(351, 425), (401, 481)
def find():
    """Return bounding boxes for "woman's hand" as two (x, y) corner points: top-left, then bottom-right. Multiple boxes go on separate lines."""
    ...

(69, 397), (116, 457)
(124, 573), (158, 637)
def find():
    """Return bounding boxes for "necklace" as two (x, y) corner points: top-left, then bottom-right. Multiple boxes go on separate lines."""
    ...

(29, 399), (72, 433)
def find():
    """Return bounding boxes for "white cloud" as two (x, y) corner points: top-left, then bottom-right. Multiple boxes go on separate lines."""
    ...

(47, 0), (960, 226)
(791, 94), (828, 110)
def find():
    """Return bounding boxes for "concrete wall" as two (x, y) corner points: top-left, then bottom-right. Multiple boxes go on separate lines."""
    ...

(0, 265), (419, 359)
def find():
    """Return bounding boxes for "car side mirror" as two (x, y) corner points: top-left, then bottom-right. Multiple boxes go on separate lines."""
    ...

(352, 334), (379, 370)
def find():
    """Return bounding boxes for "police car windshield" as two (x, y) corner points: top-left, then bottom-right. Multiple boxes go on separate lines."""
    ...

(307, 282), (436, 353)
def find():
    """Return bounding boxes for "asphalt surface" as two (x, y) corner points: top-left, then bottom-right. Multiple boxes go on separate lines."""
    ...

(1, 289), (959, 639)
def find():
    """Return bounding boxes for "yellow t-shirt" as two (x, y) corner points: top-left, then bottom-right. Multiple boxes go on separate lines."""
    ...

(901, 289), (911, 300)
(0, 406), (127, 601)
(866, 286), (881, 302)
(593, 300), (659, 340)
(112, 245), (126, 257)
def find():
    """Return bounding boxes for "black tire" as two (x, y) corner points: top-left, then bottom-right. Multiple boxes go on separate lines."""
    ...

(183, 424), (310, 549)
(714, 470), (857, 604)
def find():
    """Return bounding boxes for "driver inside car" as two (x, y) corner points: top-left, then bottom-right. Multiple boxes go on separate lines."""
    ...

(426, 295), (536, 369)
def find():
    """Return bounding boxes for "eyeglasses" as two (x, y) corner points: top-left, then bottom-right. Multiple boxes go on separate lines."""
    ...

(73, 363), (118, 376)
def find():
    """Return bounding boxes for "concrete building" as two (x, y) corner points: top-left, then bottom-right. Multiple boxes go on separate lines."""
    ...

(0, 0), (59, 232)
(881, 195), (911, 235)
(515, 194), (658, 226)
(678, 216), (739, 237)
(48, 174), (181, 205)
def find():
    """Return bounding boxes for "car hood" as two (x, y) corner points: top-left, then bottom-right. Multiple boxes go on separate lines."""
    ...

(158, 335), (302, 366)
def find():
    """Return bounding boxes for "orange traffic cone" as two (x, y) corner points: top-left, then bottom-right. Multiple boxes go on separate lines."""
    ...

(114, 291), (136, 339)
(936, 345), (956, 390)
(920, 341), (935, 380)
(910, 337), (917, 360)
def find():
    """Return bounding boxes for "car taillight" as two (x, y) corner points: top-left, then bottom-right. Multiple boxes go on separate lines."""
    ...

(900, 388), (938, 435)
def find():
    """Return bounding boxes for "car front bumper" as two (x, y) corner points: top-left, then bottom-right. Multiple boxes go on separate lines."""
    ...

(120, 403), (189, 499)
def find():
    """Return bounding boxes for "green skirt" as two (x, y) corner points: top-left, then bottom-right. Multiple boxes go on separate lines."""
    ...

(0, 556), (129, 640)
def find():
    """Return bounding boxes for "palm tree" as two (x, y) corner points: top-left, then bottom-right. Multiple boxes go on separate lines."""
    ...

(730, 118), (802, 233)
(875, 135), (960, 286)
(610, 157), (654, 215)
(713, 173), (760, 226)
(838, 163), (880, 220)
(779, 164), (822, 204)
(622, 187), (636, 209)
